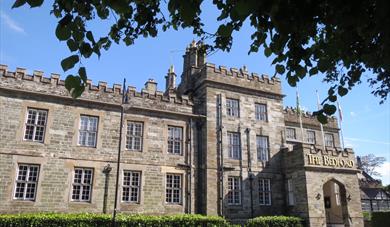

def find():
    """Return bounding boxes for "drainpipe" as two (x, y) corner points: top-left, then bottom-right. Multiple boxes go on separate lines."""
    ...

(217, 94), (224, 216)
(246, 128), (254, 218)
(187, 118), (193, 213)
(102, 164), (112, 214)
(238, 126), (243, 209)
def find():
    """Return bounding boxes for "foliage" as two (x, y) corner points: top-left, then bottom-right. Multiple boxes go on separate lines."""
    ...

(371, 211), (390, 227)
(0, 213), (231, 227)
(12, 0), (390, 123)
(245, 216), (303, 227)
(363, 211), (372, 221)
(358, 154), (386, 177)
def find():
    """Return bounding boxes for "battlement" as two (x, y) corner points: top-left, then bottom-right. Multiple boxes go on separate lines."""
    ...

(204, 63), (281, 85)
(0, 64), (193, 108)
(283, 106), (339, 128)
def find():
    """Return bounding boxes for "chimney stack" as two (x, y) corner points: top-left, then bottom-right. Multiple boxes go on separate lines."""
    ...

(144, 78), (157, 95)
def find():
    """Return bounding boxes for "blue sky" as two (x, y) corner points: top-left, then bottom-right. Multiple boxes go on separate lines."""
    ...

(1, 1), (389, 184)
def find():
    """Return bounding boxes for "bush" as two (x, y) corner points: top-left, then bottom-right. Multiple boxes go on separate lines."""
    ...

(363, 211), (371, 221)
(0, 213), (231, 227)
(245, 216), (303, 227)
(371, 211), (390, 227)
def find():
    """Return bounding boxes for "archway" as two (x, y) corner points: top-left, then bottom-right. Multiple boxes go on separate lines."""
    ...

(323, 179), (349, 226)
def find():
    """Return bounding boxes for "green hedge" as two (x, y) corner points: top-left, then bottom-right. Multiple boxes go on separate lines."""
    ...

(245, 216), (303, 227)
(372, 211), (390, 227)
(0, 213), (230, 227)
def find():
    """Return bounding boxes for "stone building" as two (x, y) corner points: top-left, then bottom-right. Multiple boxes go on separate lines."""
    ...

(0, 42), (363, 226)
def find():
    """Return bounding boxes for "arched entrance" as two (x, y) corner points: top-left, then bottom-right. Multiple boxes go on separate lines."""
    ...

(323, 180), (349, 226)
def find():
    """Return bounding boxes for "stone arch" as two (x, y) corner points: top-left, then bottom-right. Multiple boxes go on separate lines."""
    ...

(323, 178), (350, 226)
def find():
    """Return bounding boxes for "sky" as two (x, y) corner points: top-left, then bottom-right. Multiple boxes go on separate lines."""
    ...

(1, 1), (389, 184)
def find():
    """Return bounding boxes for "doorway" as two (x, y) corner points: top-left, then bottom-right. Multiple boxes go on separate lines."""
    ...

(323, 180), (349, 226)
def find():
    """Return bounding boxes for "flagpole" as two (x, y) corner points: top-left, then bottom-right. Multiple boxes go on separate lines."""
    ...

(296, 87), (304, 143)
(112, 78), (126, 227)
(337, 101), (345, 150)
(316, 90), (326, 151)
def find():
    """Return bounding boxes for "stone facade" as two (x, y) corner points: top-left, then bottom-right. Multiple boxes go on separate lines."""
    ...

(0, 41), (363, 226)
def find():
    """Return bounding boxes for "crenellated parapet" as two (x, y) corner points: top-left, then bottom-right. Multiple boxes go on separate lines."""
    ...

(283, 106), (339, 129)
(0, 64), (193, 112)
(191, 62), (283, 96)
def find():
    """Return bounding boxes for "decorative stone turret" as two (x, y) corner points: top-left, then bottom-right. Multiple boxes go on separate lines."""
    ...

(182, 40), (206, 73)
(165, 65), (176, 95)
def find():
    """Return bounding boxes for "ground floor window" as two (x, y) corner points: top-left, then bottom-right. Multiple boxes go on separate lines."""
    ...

(14, 164), (40, 201)
(71, 168), (93, 202)
(287, 178), (295, 206)
(259, 178), (271, 205)
(227, 176), (241, 205)
(166, 173), (182, 204)
(122, 170), (141, 203)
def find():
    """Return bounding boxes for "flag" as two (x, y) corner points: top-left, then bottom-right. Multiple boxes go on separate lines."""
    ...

(296, 90), (301, 114)
(296, 87), (304, 142)
(337, 101), (343, 122)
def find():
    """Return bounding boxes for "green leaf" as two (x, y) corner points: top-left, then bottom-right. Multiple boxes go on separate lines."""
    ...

(80, 42), (92, 58)
(61, 55), (79, 72)
(309, 67), (318, 76)
(12, 0), (26, 8)
(86, 31), (95, 43)
(26, 0), (43, 8)
(329, 95), (337, 102)
(323, 104), (337, 115)
(296, 66), (307, 79)
(338, 86), (348, 97)
(264, 47), (272, 57)
(316, 113), (328, 124)
(66, 39), (78, 52)
(56, 24), (71, 41)
(275, 64), (285, 74)
(287, 76), (297, 87)
(78, 67), (87, 82)
(217, 24), (233, 37)
(65, 75), (85, 98)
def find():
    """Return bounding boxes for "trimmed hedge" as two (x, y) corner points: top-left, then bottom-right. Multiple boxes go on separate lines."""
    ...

(0, 213), (230, 227)
(245, 216), (303, 227)
(372, 211), (390, 227)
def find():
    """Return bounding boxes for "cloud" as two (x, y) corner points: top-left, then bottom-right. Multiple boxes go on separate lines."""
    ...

(344, 137), (390, 145)
(378, 161), (390, 185)
(350, 111), (357, 117)
(0, 11), (26, 34)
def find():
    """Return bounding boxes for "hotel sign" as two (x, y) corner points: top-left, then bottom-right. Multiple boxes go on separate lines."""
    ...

(307, 154), (355, 168)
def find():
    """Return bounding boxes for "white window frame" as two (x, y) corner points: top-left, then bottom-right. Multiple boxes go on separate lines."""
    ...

(24, 108), (48, 142)
(228, 132), (241, 159)
(71, 167), (93, 202)
(324, 133), (334, 147)
(255, 103), (267, 121)
(226, 98), (240, 117)
(259, 178), (272, 206)
(257, 135), (269, 162)
(14, 164), (40, 201)
(122, 170), (141, 203)
(78, 115), (98, 147)
(165, 173), (182, 204)
(286, 128), (297, 140)
(227, 176), (241, 205)
(306, 130), (316, 144)
(167, 126), (183, 155)
(287, 178), (295, 206)
(126, 121), (143, 151)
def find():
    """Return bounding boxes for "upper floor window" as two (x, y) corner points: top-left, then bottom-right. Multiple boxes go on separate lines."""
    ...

(166, 173), (182, 204)
(255, 103), (267, 121)
(287, 179), (294, 206)
(126, 121), (143, 151)
(14, 164), (40, 201)
(78, 115), (98, 147)
(227, 176), (241, 205)
(259, 178), (271, 205)
(167, 126), (183, 155)
(306, 130), (316, 144)
(71, 167), (93, 202)
(226, 98), (239, 117)
(324, 133), (334, 147)
(257, 136), (269, 162)
(24, 108), (48, 142)
(228, 132), (241, 159)
(286, 128), (296, 140)
(122, 170), (141, 203)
